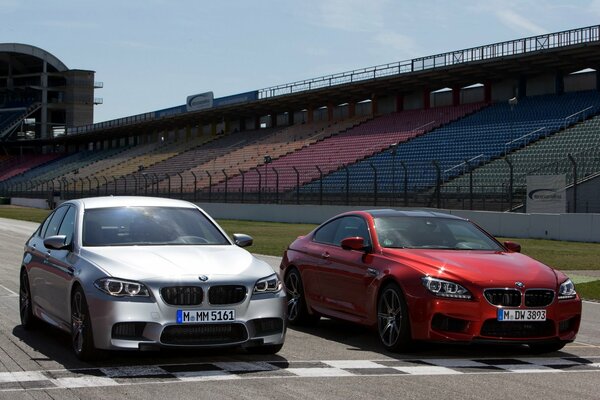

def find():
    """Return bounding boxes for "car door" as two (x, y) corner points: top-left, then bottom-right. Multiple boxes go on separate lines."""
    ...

(30, 205), (75, 327)
(317, 215), (376, 321)
(299, 218), (341, 309)
(50, 205), (78, 324)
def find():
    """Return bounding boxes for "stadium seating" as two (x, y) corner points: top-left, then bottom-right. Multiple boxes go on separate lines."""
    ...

(302, 91), (600, 194)
(214, 103), (484, 194)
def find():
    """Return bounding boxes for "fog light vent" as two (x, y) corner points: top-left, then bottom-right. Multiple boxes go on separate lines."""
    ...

(112, 322), (146, 339)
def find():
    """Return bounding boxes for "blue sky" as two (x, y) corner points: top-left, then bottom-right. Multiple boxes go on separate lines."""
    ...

(1, 0), (599, 123)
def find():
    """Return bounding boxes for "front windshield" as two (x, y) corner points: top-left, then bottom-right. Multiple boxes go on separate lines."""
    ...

(83, 206), (230, 246)
(374, 216), (504, 251)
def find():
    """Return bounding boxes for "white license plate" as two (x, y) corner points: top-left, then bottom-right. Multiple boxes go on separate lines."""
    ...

(497, 309), (546, 321)
(176, 309), (235, 323)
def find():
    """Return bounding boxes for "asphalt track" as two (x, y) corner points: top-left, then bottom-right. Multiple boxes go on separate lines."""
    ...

(0, 218), (599, 399)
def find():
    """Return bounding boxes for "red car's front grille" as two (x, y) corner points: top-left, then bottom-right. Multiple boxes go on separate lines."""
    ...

(480, 319), (555, 338)
(524, 289), (555, 307)
(483, 289), (521, 307)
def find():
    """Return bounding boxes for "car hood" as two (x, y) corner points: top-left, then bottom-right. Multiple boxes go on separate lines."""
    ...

(80, 245), (273, 281)
(384, 249), (559, 287)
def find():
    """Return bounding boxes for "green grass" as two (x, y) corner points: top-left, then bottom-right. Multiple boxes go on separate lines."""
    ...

(0, 206), (50, 223)
(2, 206), (598, 300)
(217, 219), (317, 257)
(497, 237), (600, 271)
(574, 280), (600, 302)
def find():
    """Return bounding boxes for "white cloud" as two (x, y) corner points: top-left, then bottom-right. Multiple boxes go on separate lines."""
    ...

(494, 8), (547, 35)
(373, 32), (420, 58)
(306, 0), (389, 33)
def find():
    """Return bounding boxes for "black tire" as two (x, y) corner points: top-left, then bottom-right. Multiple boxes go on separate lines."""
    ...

(71, 286), (98, 361)
(284, 268), (319, 326)
(246, 343), (284, 355)
(377, 282), (412, 352)
(19, 268), (38, 329)
(528, 341), (567, 354)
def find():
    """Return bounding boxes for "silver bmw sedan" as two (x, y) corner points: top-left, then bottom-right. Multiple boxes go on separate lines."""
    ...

(19, 196), (286, 360)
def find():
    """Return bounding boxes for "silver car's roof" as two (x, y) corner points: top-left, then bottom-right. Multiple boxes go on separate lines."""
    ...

(66, 196), (199, 210)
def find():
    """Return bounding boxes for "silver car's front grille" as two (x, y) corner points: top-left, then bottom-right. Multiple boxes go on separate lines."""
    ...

(161, 323), (248, 345)
(208, 285), (247, 305)
(161, 286), (203, 306)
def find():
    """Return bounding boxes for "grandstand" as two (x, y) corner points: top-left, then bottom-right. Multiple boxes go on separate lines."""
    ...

(1, 25), (600, 212)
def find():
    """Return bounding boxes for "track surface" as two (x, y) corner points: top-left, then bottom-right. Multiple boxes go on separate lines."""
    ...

(1, 218), (599, 399)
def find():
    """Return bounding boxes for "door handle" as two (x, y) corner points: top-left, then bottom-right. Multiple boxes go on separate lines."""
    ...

(321, 252), (330, 259)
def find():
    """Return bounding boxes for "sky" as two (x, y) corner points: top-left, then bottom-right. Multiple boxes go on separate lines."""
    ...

(1, 0), (599, 123)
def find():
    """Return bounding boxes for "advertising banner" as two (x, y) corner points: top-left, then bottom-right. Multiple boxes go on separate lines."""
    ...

(526, 174), (566, 213)
(186, 92), (214, 112)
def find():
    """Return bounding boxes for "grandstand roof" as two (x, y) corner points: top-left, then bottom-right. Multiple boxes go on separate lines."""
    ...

(12, 25), (600, 147)
(0, 43), (68, 74)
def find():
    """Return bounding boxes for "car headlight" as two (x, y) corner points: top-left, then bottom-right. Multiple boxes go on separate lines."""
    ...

(253, 273), (282, 294)
(94, 278), (150, 297)
(558, 278), (577, 300)
(421, 276), (472, 299)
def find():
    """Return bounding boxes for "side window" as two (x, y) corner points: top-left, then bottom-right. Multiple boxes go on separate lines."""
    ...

(43, 206), (69, 239)
(313, 218), (341, 245)
(333, 216), (371, 247)
(38, 213), (54, 238)
(58, 206), (76, 244)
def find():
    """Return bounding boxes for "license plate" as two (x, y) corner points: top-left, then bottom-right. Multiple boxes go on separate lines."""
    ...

(176, 309), (235, 323)
(497, 309), (546, 321)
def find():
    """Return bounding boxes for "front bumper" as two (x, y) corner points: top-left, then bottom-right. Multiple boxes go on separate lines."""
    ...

(407, 293), (582, 344)
(86, 289), (287, 351)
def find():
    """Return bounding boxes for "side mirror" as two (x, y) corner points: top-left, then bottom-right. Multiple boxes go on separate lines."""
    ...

(44, 235), (71, 250)
(233, 233), (253, 248)
(503, 241), (521, 253)
(341, 236), (371, 252)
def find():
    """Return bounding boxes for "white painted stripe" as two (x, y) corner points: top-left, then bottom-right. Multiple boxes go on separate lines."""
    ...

(287, 368), (354, 377)
(423, 359), (490, 368)
(0, 284), (18, 296)
(323, 360), (386, 369)
(174, 371), (240, 381)
(393, 366), (462, 375)
(52, 376), (119, 388)
(0, 371), (46, 383)
(499, 365), (560, 373)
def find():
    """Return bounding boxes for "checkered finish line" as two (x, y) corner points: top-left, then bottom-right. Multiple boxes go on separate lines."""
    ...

(1, 357), (599, 391)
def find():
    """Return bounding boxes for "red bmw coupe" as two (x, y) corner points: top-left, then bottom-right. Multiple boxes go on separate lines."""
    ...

(280, 210), (581, 352)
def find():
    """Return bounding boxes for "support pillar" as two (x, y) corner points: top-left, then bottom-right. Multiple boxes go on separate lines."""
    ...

(348, 102), (356, 118)
(307, 107), (314, 124)
(484, 81), (492, 103)
(395, 94), (404, 112)
(422, 87), (430, 110)
(327, 103), (334, 121)
(288, 111), (294, 125)
(555, 71), (564, 95)
(452, 86), (461, 106)
(371, 95), (379, 115)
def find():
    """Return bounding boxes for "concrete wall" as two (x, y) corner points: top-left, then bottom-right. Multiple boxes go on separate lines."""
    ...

(197, 202), (600, 243)
(11, 197), (600, 242)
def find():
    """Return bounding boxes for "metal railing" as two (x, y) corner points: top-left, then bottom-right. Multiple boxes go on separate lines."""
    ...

(258, 25), (600, 100)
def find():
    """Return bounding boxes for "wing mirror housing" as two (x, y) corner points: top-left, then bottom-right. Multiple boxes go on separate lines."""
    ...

(233, 233), (253, 248)
(503, 241), (521, 253)
(341, 237), (371, 253)
(44, 235), (71, 250)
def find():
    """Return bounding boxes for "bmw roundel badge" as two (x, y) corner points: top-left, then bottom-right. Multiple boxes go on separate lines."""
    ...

(199, 275), (209, 282)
